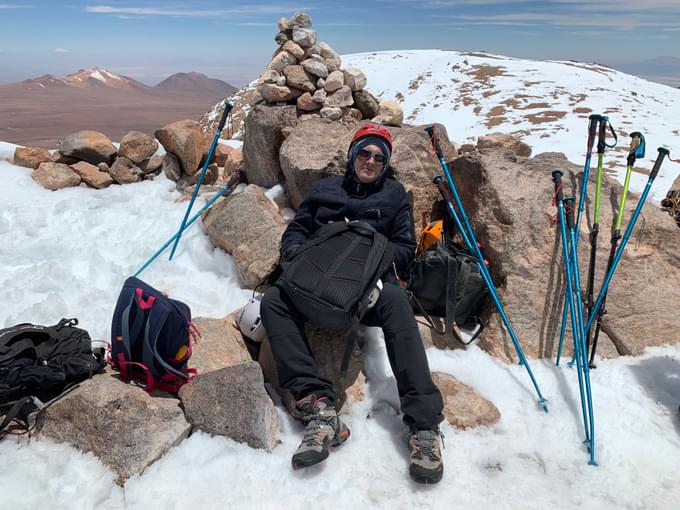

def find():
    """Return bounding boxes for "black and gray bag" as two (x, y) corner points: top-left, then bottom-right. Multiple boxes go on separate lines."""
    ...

(407, 242), (487, 343)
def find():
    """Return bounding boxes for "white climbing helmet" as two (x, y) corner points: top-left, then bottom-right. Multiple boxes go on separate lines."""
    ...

(236, 293), (266, 343)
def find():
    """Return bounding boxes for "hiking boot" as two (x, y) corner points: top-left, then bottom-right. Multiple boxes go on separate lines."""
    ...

(408, 429), (444, 484)
(291, 395), (350, 469)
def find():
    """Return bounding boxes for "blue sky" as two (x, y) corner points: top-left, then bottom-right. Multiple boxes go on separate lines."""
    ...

(0, 0), (679, 85)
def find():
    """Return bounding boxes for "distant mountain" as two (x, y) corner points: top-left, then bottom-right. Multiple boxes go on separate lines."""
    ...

(606, 57), (680, 88)
(0, 67), (239, 147)
(153, 72), (236, 99)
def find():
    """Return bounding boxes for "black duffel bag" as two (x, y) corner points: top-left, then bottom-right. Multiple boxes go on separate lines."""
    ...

(406, 242), (487, 343)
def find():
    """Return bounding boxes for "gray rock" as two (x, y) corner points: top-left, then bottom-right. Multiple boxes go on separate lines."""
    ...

(282, 40), (305, 60)
(312, 89), (327, 104)
(261, 70), (281, 84)
(282, 65), (315, 92)
(292, 27), (317, 49)
(289, 11), (312, 28)
(118, 131), (158, 163)
(180, 359), (279, 451)
(268, 50), (297, 73)
(477, 133), (532, 157)
(324, 70), (344, 92)
(70, 161), (113, 189)
(58, 130), (117, 166)
(32, 162), (81, 190)
(325, 57), (342, 73)
(274, 31), (288, 46)
(432, 372), (501, 429)
(155, 120), (204, 175)
(449, 147), (680, 361)
(301, 58), (328, 78)
(203, 184), (285, 288)
(373, 100), (404, 126)
(140, 154), (163, 175)
(279, 118), (349, 208)
(162, 152), (182, 182)
(297, 92), (321, 112)
(13, 146), (54, 169)
(318, 42), (340, 61)
(109, 156), (142, 184)
(343, 68), (367, 92)
(319, 106), (343, 121)
(259, 83), (302, 103)
(242, 104), (298, 187)
(38, 370), (191, 485)
(325, 85), (354, 108)
(352, 90), (380, 119)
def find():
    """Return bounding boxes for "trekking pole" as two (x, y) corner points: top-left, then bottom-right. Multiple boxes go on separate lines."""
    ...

(585, 147), (671, 335)
(584, 116), (617, 353)
(134, 172), (240, 277)
(426, 126), (548, 411)
(555, 115), (600, 365)
(168, 101), (233, 261)
(552, 172), (592, 450)
(588, 132), (645, 367)
(564, 196), (597, 465)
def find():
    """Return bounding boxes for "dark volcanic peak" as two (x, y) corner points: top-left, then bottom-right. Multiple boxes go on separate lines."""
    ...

(152, 72), (237, 99)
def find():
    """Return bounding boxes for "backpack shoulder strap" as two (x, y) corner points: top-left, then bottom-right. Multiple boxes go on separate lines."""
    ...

(443, 245), (459, 335)
(143, 307), (190, 381)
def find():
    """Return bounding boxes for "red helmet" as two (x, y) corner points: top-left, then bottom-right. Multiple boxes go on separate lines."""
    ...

(351, 123), (392, 151)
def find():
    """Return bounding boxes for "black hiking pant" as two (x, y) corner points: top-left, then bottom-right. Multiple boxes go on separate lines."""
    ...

(261, 283), (444, 431)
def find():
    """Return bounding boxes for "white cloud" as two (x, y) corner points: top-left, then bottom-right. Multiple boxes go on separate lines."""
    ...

(0, 3), (33, 8)
(53, 48), (71, 53)
(85, 4), (307, 18)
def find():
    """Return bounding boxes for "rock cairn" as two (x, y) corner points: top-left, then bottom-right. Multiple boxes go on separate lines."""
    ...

(255, 12), (381, 124)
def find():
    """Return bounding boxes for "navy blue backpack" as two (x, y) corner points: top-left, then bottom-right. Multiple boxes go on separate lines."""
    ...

(110, 277), (198, 394)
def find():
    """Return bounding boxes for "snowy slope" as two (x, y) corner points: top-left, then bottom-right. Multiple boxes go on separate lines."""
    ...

(342, 50), (680, 201)
(1, 140), (680, 509)
(205, 49), (680, 201)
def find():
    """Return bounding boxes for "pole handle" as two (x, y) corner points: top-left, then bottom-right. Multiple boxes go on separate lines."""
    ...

(627, 132), (645, 166)
(650, 148), (670, 180)
(564, 197), (576, 229)
(424, 126), (444, 159)
(217, 101), (233, 132)
(551, 169), (564, 202)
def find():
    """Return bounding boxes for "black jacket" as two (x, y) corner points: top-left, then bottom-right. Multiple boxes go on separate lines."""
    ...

(281, 171), (417, 277)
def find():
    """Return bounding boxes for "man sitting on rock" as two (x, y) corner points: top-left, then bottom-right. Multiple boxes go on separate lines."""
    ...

(260, 123), (445, 484)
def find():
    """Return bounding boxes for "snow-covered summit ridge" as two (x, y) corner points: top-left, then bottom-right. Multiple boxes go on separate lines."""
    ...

(342, 49), (680, 200)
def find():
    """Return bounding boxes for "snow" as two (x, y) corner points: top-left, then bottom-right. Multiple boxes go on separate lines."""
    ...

(1, 143), (679, 509)
(90, 69), (106, 83)
(342, 50), (680, 201)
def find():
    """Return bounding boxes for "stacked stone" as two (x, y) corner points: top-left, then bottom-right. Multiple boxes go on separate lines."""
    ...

(255, 12), (380, 123)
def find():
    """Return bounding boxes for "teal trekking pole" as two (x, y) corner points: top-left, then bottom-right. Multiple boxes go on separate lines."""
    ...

(588, 132), (645, 367)
(552, 172), (593, 453)
(169, 101), (233, 260)
(585, 148), (671, 335)
(564, 196), (597, 465)
(556, 114), (600, 366)
(134, 172), (240, 277)
(426, 126), (548, 412)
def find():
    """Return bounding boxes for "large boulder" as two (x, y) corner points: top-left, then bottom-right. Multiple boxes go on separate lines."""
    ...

(118, 131), (159, 163)
(279, 118), (349, 208)
(242, 104), (298, 187)
(352, 90), (379, 119)
(70, 161), (113, 189)
(13, 146), (54, 169)
(58, 130), (117, 166)
(178, 316), (279, 451)
(155, 120), (204, 175)
(32, 162), (81, 190)
(450, 144), (680, 360)
(37, 370), (191, 485)
(202, 185), (286, 288)
(477, 133), (532, 157)
(432, 372), (500, 429)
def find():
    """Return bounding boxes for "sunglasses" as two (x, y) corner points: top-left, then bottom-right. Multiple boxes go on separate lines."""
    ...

(356, 148), (387, 164)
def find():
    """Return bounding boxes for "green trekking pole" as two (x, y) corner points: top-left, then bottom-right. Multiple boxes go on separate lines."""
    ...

(588, 132), (645, 366)
(583, 116), (617, 356)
